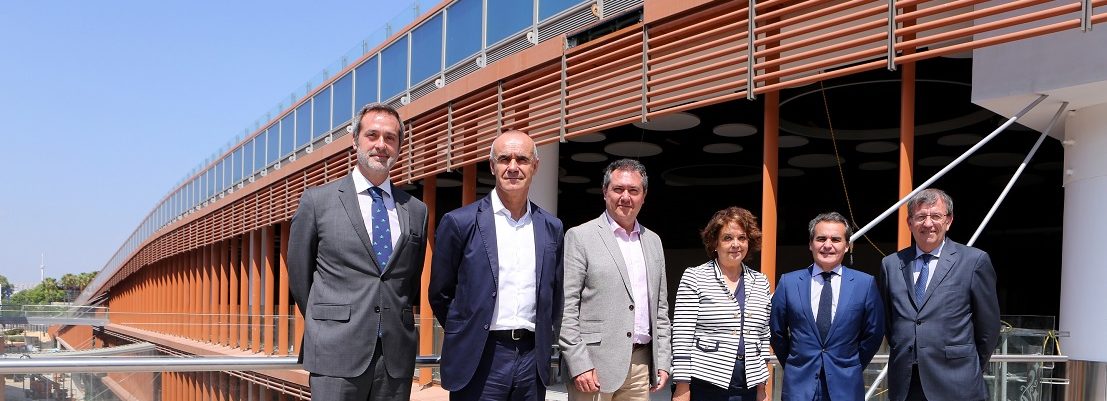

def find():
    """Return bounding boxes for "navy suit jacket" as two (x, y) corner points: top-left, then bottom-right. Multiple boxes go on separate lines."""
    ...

(878, 239), (1000, 401)
(428, 195), (564, 391)
(770, 266), (884, 401)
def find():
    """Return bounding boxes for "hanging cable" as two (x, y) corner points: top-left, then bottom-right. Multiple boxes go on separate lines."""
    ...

(819, 81), (887, 257)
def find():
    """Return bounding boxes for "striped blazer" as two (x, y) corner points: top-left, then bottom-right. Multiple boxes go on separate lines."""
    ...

(671, 260), (772, 389)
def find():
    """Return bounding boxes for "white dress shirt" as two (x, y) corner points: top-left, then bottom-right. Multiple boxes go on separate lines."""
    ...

(489, 190), (537, 331)
(351, 169), (401, 251)
(604, 211), (652, 345)
(810, 264), (843, 322)
(913, 239), (946, 292)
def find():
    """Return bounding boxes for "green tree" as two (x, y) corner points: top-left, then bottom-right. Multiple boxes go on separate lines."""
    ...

(0, 274), (13, 300)
(8, 279), (66, 305)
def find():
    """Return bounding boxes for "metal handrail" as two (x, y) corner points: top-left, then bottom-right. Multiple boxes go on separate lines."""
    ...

(0, 354), (1070, 375)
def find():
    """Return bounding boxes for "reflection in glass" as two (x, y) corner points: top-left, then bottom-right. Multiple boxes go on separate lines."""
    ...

(295, 102), (311, 149)
(355, 56), (379, 108)
(539, 0), (581, 20)
(251, 136), (262, 172)
(267, 126), (280, 166)
(411, 13), (444, 86)
(333, 73), (354, 128)
(381, 36), (409, 101)
(313, 87), (332, 139)
(487, 0), (532, 46)
(280, 113), (295, 158)
(233, 147), (244, 184)
(446, 0), (481, 67)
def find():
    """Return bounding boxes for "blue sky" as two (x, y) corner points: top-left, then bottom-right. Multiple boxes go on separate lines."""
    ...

(0, 1), (412, 286)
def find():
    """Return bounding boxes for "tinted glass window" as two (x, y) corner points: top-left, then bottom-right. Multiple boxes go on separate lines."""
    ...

(280, 114), (295, 157)
(217, 159), (226, 192)
(539, 0), (579, 20)
(295, 102), (311, 149)
(332, 73), (354, 127)
(411, 13), (444, 85)
(313, 87), (332, 138)
(354, 56), (379, 107)
(251, 136), (262, 172)
(487, 0), (531, 46)
(233, 147), (243, 184)
(446, 0), (481, 67)
(267, 126), (280, 164)
(380, 36), (409, 101)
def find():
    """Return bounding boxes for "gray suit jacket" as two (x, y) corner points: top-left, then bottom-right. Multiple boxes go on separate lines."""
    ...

(560, 214), (672, 390)
(878, 239), (1000, 401)
(288, 174), (428, 379)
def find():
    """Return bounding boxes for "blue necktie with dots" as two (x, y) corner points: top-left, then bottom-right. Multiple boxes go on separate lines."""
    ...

(817, 271), (835, 340)
(367, 187), (393, 271)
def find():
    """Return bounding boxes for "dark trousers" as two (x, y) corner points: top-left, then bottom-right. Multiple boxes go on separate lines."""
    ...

(906, 365), (928, 401)
(451, 334), (544, 401)
(813, 370), (831, 401)
(689, 357), (756, 401)
(308, 338), (411, 401)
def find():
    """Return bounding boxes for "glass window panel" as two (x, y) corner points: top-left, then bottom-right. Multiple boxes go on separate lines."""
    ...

(446, 0), (481, 67)
(380, 36), (409, 101)
(217, 159), (226, 192)
(295, 103), (311, 149)
(539, 0), (580, 20)
(411, 13), (444, 85)
(251, 136), (262, 172)
(267, 126), (280, 165)
(332, 73), (354, 127)
(312, 87), (332, 139)
(233, 147), (243, 184)
(354, 56), (379, 108)
(487, 0), (532, 46)
(280, 113), (295, 157)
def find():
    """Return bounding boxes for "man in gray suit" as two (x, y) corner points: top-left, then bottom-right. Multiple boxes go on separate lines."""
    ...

(560, 158), (671, 401)
(288, 103), (429, 401)
(878, 188), (1000, 401)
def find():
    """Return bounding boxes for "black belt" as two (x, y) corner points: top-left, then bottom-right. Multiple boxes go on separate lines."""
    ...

(633, 342), (650, 350)
(490, 329), (533, 341)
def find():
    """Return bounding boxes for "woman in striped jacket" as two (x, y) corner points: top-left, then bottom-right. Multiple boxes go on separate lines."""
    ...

(672, 207), (771, 401)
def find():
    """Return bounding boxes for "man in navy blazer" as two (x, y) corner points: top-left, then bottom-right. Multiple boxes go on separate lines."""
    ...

(878, 189), (999, 401)
(771, 212), (884, 401)
(429, 130), (564, 401)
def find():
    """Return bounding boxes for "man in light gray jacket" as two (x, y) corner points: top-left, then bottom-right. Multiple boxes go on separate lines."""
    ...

(560, 159), (671, 401)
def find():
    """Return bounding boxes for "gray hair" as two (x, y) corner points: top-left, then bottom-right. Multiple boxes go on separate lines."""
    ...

(602, 159), (649, 192)
(488, 131), (539, 161)
(350, 103), (405, 145)
(808, 212), (854, 241)
(906, 188), (954, 218)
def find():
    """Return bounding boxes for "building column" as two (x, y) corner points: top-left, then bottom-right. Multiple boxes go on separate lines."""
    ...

(264, 226), (277, 354)
(418, 175), (437, 385)
(230, 236), (241, 347)
(251, 230), (263, 352)
(530, 143), (559, 214)
(762, 91), (780, 287)
(1061, 102), (1107, 398)
(898, 60), (916, 249)
(219, 240), (229, 346)
(278, 222), (291, 356)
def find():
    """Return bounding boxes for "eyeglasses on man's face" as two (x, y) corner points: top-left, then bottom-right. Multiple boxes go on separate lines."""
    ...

(911, 213), (948, 224)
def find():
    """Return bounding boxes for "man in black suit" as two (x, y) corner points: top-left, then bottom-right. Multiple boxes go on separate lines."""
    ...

(878, 188), (1000, 401)
(288, 103), (429, 401)
(430, 130), (564, 401)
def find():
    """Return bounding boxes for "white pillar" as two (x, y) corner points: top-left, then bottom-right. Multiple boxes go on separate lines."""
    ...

(1061, 101), (1107, 363)
(531, 143), (559, 215)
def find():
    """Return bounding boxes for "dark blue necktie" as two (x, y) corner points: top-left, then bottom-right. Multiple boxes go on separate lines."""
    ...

(915, 254), (933, 303)
(367, 187), (393, 270)
(817, 271), (834, 340)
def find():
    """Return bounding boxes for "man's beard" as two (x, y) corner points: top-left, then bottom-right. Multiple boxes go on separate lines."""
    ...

(357, 147), (397, 175)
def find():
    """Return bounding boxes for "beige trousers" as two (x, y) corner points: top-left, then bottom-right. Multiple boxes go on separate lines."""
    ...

(567, 346), (652, 401)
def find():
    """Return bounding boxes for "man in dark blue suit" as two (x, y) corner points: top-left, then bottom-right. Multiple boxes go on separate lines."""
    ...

(771, 212), (884, 401)
(878, 189), (1000, 401)
(429, 130), (564, 401)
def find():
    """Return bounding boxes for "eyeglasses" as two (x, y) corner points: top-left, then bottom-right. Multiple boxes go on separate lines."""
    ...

(911, 213), (948, 224)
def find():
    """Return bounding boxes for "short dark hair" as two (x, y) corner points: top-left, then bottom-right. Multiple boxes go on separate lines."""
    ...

(700, 207), (762, 259)
(350, 103), (405, 145)
(602, 159), (648, 192)
(906, 188), (954, 219)
(808, 212), (854, 241)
